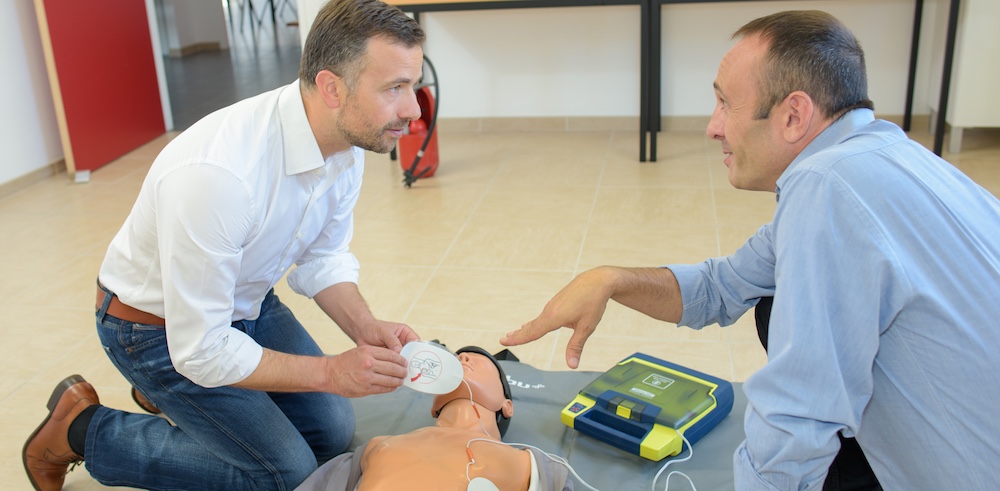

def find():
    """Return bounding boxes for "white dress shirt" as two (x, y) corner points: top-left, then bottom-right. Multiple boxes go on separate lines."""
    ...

(100, 81), (365, 388)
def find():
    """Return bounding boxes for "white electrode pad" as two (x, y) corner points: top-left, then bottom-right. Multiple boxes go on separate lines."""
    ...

(468, 477), (500, 491)
(400, 341), (464, 394)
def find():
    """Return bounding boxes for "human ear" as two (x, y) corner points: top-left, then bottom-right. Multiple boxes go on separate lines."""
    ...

(314, 69), (344, 109)
(501, 399), (513, 419)
(780, 91), (814, 143)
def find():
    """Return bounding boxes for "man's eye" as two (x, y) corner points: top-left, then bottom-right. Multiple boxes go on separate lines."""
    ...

(390, 85), (401, 93)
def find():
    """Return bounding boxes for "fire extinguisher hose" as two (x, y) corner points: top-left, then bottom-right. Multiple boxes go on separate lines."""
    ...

(403, 55), (439, 187)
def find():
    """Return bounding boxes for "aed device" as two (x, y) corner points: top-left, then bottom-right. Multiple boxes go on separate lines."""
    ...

(561, 353), (733, 461)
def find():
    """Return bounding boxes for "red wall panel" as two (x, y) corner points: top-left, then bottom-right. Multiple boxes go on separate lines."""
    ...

(40, 0), (165, 173)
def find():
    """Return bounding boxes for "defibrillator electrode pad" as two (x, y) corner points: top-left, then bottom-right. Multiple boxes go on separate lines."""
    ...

(400, 341), (464, 394)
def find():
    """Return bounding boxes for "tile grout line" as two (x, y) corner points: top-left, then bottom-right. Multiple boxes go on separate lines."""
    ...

(548, 130), (615, 370)
(398, 132), (523, 326)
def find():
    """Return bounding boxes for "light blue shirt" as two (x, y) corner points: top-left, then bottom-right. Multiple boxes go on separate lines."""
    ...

(669, 109), (1000, 490)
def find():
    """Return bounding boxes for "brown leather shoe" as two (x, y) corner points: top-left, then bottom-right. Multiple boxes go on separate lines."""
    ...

(131, 386), (161, 415)
(23, 375), (99, 491)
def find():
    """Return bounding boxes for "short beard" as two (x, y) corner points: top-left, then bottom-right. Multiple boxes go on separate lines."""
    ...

(338, 119), (406, 154)
(336, 93), (408, 154)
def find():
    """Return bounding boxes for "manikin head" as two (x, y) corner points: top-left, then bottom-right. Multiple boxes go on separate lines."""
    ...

(430, 347), (514, 437)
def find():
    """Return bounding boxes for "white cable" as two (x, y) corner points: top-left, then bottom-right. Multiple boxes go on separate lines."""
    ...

(650, 433), (698, 491)
(463, 379), (499, 482)
(460, 379), (694, 491)
(461, 379), (494, 437)
(663, 471), (697, 491)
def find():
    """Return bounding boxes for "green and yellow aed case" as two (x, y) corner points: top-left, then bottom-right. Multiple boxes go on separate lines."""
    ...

(562, 353), (734, 461)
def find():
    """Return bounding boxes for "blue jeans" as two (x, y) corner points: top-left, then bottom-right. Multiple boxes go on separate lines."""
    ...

(90, 285), (354, 490)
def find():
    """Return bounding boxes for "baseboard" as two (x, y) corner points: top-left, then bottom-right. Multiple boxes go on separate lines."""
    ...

(435, 114), (932, 133)
(879, 114), (931, 132)
(168, 42), (223, 58)
(435, 116), (715, 132)
(435, 116), (649, 132)
(434, 116), (629, 132)
(658, 116), (711, 132)
(0, 159), (66, 201)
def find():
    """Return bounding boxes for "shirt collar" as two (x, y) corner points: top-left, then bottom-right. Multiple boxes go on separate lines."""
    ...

(775, 108), (875, 197)
(278, 81), (326, 176)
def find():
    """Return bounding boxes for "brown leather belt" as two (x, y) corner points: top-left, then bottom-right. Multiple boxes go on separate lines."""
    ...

(96, 285), (165, 326)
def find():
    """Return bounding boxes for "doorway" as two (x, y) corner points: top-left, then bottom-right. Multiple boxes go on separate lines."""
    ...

(155, 0), (302, 130)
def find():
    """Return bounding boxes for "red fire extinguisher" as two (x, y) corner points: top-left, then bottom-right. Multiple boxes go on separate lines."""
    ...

(399, 56), (439, 187)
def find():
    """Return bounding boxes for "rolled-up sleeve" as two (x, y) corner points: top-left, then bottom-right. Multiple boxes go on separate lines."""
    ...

(667, 224), (777, 329)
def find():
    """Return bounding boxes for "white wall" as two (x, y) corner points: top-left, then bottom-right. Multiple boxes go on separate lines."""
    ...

(658, 0), (927, 117)
(299, 0), (324, 48)
(156, 0), (230, 56)
(421, 7), (641, 118)
(4, 0), (947, 189)
(298, 0), (940, 120)
(421, 0), (934, 119)
(169, 0), (230, 53)
(943, 0), (999, 127)
(1, 0), (63, 187)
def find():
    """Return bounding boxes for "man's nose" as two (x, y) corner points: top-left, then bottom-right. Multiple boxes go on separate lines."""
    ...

(706, 106), (725, 141)
(402, 88), (422, 122)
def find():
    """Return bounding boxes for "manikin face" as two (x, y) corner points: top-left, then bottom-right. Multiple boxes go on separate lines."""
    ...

(336, 37), (423, 154)
(706, 35), (788, 192)
(432, 351), (511, 418)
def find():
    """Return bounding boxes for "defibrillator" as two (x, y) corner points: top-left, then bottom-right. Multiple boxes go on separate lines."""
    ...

(561, 353), (733, 461)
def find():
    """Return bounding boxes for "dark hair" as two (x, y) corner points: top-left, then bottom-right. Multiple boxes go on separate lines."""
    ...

(733, 10), (874, 120)
(299, 0), (425, 89)
(456, 346), (513, 437)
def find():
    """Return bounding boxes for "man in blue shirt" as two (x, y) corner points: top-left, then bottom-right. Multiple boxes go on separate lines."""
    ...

(502, 10), (1000, 490)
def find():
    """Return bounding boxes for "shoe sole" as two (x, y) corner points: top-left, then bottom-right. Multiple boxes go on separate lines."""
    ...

(22, 374), (87, 491)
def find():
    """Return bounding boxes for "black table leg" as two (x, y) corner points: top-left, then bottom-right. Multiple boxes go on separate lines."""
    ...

(902, 0), (924, 132)
(640, 0), (650, 162)
(649, 0), (660, 162)
(933, 0), (960, 156)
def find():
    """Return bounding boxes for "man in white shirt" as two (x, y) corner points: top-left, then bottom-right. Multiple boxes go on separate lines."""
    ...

(23, 0), (426, 489)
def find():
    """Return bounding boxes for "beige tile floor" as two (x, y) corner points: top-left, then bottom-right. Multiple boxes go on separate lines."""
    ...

(1, 124), (997, 490)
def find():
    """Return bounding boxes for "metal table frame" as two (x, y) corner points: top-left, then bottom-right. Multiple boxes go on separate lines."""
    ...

(389, 0), (961, 161)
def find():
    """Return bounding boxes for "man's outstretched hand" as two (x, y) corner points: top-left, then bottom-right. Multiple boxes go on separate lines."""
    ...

(501, 268), (616, 369)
